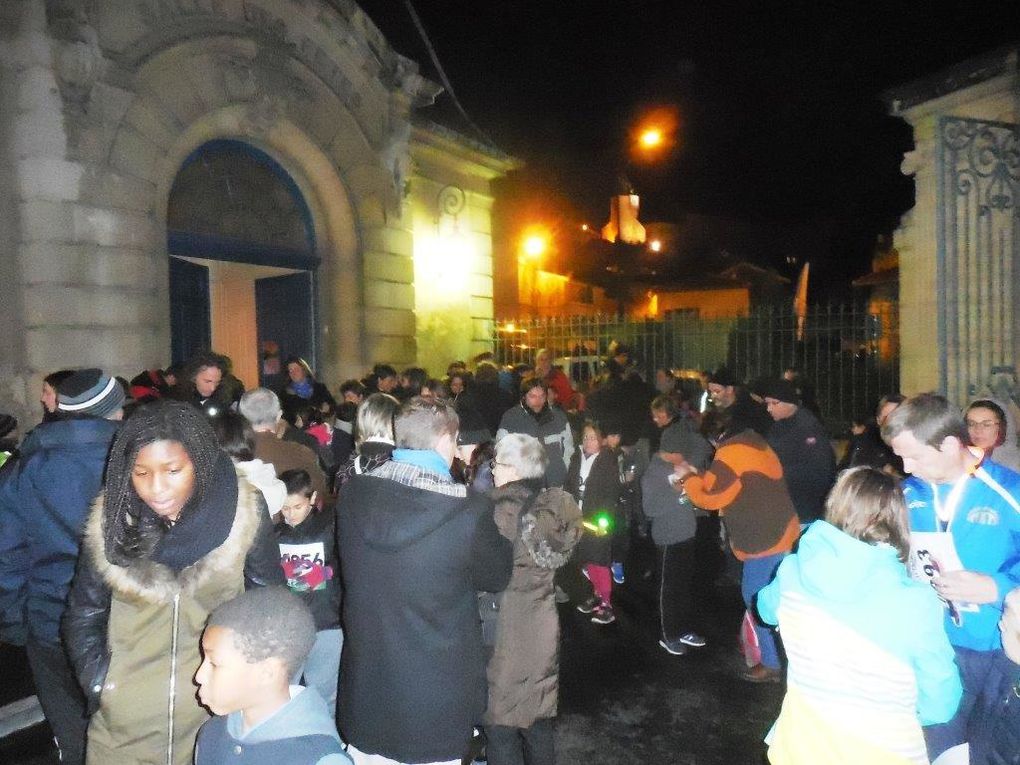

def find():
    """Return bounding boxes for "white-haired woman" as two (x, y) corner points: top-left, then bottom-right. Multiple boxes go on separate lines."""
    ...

(334, 393), (400, 490)
(483, 433), (583, 765)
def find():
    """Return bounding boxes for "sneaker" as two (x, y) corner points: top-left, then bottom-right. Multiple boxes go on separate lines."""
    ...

(591, 605), (616, 625)
(611, 561), (625, 584)
(678, 632), (707, 648)
(576, 596), (600, 614)
(658, 638), (687, 656)
(554, 585), (570, 604)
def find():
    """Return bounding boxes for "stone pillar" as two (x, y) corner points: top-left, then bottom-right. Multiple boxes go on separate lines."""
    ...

(893, 124), (940, 395)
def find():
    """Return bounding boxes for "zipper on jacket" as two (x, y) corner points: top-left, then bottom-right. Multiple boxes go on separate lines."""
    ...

(167, 593), (180, 765)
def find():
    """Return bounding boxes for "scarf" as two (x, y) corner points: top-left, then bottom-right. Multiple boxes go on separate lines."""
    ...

(290, 379), (314, 399)
(150, 452), (239, 572)
(392, 448), (451, 477)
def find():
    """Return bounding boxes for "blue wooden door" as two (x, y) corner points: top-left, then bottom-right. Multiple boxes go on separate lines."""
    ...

(255, 272), (315, 389)
(168, 256), (211, 365)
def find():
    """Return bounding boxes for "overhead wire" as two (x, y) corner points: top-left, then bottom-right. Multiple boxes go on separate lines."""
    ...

(402, 0), (497, 147)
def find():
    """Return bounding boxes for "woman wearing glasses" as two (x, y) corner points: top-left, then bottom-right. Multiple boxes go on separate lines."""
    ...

(966, 399), (1020, 472)
(483, 433), (583, 765)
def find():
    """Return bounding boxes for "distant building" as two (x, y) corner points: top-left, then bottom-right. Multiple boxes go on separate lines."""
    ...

(501, 192), (790, 320)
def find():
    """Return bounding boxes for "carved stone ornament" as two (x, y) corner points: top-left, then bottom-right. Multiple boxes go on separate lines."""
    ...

(47, 0), (103, 112)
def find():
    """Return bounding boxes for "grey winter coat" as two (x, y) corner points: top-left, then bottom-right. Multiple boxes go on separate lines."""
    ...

(485, 481), (582, 729)
(496, 405), (574, 487)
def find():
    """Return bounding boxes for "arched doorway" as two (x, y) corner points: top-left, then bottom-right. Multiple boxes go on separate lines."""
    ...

(166, 139), (319, 390)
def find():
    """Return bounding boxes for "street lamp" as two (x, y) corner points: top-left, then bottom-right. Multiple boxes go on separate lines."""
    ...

(523, 234), (547, 260)
(639, 128), (663, 149)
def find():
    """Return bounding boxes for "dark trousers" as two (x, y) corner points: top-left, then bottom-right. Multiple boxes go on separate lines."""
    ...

(692, 514), (723, 591)
(26, 639), (88, 765)
(486, 719), (555, 765)
(924, 646), (1011, 763)
(658, 538), (696, 641)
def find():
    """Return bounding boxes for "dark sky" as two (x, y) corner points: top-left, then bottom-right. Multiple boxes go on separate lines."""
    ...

(356, 1), (1018, 292)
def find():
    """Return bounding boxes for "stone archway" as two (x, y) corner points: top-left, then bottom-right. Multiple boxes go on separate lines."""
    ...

(166, 138), (321, 389)
(1, 0), (438, 427)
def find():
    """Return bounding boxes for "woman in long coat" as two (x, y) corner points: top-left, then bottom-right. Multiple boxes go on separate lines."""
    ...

(486, 433), (583, 765)
(62, 400), (283, 765)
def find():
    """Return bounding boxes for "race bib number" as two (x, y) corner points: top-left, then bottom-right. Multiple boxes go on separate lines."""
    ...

(278, 541), (332, 592)
(908, 531), (977, 625)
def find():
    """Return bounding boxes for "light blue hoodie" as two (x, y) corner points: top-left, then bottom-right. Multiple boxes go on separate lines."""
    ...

(196, 685), (351, 765)
(758, 521), (962, 726)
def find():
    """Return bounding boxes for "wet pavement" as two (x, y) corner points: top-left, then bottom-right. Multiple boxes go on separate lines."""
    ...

(1, 541), (782, 765)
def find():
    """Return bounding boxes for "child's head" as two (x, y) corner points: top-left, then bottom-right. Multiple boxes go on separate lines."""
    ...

(196, 587), (315, 718)
(824, 466), (909, 562)
(279, 469), (317, 527)
(1000, 587), (1020, 665)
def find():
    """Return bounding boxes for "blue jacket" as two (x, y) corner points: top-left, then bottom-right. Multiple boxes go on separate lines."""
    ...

(759, 521), (962, 727)
(904, 459), (1020, 651)
(0, 417), (118, 644)
(196, 686), (350, 765)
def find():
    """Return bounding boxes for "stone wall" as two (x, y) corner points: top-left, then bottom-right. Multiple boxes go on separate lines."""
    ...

(0, 0), (470, 428)
(409, 122), (518, 368)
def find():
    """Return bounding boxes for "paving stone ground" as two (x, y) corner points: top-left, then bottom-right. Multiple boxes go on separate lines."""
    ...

(1, 541), (783, 765)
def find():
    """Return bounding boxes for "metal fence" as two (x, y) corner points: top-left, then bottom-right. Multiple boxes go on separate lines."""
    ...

(493, 304), (900, 433)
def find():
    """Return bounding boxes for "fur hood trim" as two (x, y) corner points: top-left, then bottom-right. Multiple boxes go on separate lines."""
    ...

(492, 483), (582, 570)
(83, 468), (262, 605)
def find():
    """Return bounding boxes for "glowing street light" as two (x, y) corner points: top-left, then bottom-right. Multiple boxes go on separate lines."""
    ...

(523, 234), (547, 259)
(639, 128), (663, 149)
(649, 239), (662, 252)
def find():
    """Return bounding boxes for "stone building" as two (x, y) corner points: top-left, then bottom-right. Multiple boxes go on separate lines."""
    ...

(886, 47), (1019, 403)
(0, 0), (514, 426)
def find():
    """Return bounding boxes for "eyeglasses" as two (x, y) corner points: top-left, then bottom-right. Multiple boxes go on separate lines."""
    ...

(489, 460), (511, 470)
(966, 419), (999, 431)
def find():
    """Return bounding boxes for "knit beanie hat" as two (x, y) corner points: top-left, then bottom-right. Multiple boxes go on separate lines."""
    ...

(660, 424), (714, 471)
(764, 378), (801, 406)
(57, 369), (126, 418)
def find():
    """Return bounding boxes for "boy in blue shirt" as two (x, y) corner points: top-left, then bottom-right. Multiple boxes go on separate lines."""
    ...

(884, 393), (1020, 763)
(194, 587), (351, 765)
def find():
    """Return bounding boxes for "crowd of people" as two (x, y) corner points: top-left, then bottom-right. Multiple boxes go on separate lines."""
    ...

(1, 347), (1019, 765)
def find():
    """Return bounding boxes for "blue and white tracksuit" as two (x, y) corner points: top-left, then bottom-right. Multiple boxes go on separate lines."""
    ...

(904, 459), (1020, 651)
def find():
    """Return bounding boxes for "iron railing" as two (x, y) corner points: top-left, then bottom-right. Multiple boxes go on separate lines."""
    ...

(493, 304), (899, 434)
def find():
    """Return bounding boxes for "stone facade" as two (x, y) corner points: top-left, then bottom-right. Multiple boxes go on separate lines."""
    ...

(0, 0), (511, 427)
(887, 48), (1019, 402)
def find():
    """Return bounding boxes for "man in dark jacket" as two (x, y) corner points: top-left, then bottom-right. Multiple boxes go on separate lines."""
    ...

(336, 397), (513, 765)
(706, 367), (772, 441)
(0, 369), (124, 765)
(764, 378), (837, 525)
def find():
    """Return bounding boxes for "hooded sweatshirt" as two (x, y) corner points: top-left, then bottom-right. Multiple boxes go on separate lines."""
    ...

(236, 458), (287, 517)
(195, 685), (349, 765)
(758, 521), (961, 765)
(336, 451), (513, 763)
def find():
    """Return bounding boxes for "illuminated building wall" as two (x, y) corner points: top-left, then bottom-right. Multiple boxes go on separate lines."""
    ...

(409, 123), (518, 366)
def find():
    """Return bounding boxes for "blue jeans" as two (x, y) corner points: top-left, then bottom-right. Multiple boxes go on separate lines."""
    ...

(297, 628), (343, 711)
(741, 553), (785, 670)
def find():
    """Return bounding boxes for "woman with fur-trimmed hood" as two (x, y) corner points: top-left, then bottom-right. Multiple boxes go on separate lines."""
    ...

(484, 433), (583, 765)
(62, 400), (283, 765)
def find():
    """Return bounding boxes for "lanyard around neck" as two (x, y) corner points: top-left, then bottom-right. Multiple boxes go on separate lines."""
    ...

(931, 451), (983, 531)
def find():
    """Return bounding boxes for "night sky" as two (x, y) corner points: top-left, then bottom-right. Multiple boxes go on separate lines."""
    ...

(357, 1), (1018, 295)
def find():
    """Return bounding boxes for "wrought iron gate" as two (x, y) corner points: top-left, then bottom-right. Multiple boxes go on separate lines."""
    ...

(937, 117), (1020, 403)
